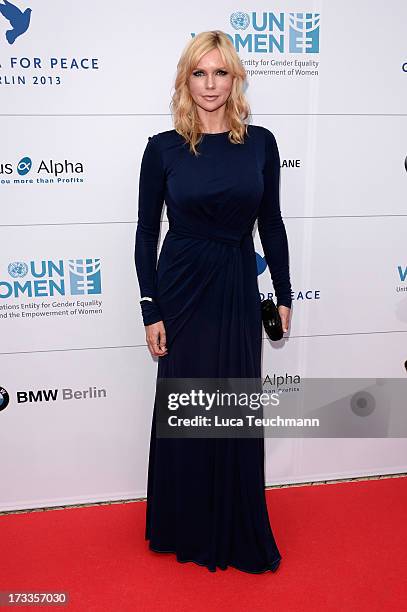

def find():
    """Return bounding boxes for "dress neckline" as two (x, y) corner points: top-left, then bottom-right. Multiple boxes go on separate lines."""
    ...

(201, 130), (230, 135)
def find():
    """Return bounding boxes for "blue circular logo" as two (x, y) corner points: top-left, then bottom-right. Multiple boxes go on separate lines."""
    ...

(0, 387), (10, 412)
(8, 261), (28, 278)
(17, 156), (32, 176)
(230, 12), (250, 30)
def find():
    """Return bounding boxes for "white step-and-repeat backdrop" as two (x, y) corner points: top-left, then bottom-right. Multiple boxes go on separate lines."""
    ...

(1, 1), (406, 511)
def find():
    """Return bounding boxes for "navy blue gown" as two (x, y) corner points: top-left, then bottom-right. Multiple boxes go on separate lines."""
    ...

(135, 124), (292, 573)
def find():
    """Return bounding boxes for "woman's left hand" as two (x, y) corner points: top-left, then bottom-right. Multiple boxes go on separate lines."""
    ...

(278, 305), (291, 333)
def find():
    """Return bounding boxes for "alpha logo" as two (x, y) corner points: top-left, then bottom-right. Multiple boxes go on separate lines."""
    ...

(0, 0), (31, 45)
(227, 11), (320, 54)
(0, 386), (10, 411)
(0, 156), (84, 182)
(17, 155), (31, 175)
(1, 258), (102, 298)
(262, 373), (301, 387)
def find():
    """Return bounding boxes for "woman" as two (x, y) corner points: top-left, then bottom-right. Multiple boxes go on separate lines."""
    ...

(135, 30), (292, 574)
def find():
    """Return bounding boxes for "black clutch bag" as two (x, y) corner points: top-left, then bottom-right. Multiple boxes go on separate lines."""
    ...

(261, 298), (284, 341)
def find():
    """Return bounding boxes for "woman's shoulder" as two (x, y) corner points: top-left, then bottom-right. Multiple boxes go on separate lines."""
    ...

(247, 124), (277, 141)
(147, 129), (179, 145)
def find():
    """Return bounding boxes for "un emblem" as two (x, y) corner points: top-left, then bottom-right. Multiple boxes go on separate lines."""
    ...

(68, 258), (102, 295)
(8, 261), (28, 278)
(230, 12), (250, 30)
(289, 12), (320, 53)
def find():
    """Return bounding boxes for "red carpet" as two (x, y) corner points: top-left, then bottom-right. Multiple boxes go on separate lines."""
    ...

(1, 476), (406, 611)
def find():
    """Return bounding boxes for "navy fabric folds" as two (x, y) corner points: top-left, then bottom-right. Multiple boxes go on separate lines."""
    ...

(134, 125), (291, 573)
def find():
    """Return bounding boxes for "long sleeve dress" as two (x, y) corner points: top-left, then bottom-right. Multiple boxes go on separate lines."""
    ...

(135, 124), (292, 573)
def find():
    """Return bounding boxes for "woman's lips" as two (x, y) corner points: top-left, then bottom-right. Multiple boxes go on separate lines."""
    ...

(203, 95), (219, 100)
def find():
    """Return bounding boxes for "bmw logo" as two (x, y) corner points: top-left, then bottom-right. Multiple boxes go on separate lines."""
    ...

(0, 387), (10, 412)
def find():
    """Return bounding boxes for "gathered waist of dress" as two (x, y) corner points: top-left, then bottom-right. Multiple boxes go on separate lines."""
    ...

(167, 226), (252, 247)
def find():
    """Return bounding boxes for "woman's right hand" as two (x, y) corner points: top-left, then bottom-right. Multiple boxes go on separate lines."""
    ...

(145, 320), (168, 357)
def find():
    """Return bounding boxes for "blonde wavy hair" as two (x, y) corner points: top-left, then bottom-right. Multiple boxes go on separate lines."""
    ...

(170, 30), (251, 156)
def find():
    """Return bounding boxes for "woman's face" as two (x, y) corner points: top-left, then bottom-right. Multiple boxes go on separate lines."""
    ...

(188, 48), (234, 116)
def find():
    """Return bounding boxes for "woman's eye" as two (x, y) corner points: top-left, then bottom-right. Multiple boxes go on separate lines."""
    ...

(192, 70), (228, 77)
